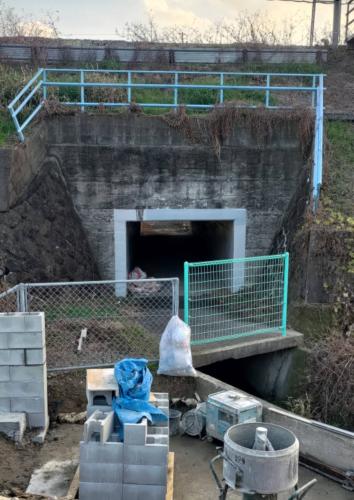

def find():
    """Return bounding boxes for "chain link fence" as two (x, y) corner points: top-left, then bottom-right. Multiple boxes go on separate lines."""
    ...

(184, 253), (288, 344)
(0, 278), (179, 371)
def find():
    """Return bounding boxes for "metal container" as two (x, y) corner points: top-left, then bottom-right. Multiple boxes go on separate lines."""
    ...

(206, 390), (262, 442)
(223, 422), (299, 495)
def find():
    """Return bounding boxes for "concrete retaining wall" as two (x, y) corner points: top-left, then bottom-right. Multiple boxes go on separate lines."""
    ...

(0, 312), (48, 429)
(0, 39), (328, 66)
(47, 113), (306, 279)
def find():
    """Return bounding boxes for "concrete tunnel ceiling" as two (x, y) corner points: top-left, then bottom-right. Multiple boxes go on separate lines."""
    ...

(114, 209), (247, 282)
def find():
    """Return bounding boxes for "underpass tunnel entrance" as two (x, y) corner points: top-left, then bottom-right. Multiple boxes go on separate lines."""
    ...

(127, 220), (234, 282)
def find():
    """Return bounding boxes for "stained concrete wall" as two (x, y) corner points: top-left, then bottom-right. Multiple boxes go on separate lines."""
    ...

(46, 113), (307, 279)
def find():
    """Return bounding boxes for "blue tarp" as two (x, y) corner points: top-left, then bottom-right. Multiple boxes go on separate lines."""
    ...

(112, 358), (167, 437)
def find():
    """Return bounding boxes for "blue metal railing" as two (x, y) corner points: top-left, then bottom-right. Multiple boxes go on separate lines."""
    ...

(7, 68), (325, 206)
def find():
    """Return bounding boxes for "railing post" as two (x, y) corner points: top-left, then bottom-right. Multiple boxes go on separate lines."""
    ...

(184, 262), (189, 324)
(127, 71), (132, 104)
(265, 74), (270, 107)
(42, 69), (47, 101)
(281, 253), (289, 337)
(220, 73), (224, 104)
(80, 70), (85, 112)
(8, 106), (24, 142)
(311, 75), (316, 108)
(174, 72), (178, 109)
(312, 74), (324, 210)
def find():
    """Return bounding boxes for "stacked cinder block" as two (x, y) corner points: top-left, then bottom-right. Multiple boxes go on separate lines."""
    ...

(80, 368), (170, 500)
(0, 312), (48, 437)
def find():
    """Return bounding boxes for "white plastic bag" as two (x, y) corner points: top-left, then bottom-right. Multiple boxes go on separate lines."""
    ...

(157, 315), (197, 377)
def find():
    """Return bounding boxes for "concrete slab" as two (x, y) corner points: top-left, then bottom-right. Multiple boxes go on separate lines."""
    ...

(0, 412), (26, 442)
(192, 329), (303, 368)
(26, 459), (78, 497)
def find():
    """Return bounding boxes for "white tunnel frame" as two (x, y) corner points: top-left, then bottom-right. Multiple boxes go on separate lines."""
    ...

(114, 208), (247, 296)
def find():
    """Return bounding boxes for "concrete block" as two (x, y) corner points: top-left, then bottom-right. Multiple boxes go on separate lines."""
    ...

(124, 444), (168, 466)
(87, 404), (112, 418)
(11, 397), (46, 413)
(0, 313), (25, 333)
(23, 313), (44, 333)
(79, 482), (122, 500)
(147, 427), (169, 435)
(0, 381), (44, 398)
(123, 464), (167, 486)
(25, 349), (46, 365)
(8, 331), (44, 349)
(0, 398), (11, 411)
(122, 484), (166, 500)
(9, 365), (44, 382)
(0, 332), (8, 349)
(83, 410), (115, 443)
(0, 412), (26, 442)
(27, 411), (49, 429)
(81, 463), (123, 483)
(146, 435), (169, 446)
(80, 441), (123, 464)
(87, 389), (115, 407)
(124, 421), (147, 445)
(0, 349), (24, 366)
(0, 366), (10, 381)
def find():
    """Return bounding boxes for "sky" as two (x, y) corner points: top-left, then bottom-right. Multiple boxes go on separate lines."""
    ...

(6, 0), (339, 41)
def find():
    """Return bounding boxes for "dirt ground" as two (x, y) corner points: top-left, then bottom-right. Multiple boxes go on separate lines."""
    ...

(0, 424), (82, 495)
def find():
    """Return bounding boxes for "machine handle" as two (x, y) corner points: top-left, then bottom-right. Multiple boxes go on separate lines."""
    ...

(288, 479), (317, 499)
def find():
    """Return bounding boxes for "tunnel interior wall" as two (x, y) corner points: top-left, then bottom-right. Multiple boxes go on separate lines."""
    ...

(44, 113), (307, 280)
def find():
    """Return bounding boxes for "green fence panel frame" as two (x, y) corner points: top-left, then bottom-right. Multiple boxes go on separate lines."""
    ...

(184, 253), (289, 345)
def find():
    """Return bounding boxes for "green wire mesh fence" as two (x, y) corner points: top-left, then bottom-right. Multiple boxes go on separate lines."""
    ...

(184, 253), (289, 345)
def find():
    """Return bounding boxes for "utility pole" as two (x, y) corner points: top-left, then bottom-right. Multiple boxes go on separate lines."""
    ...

(332, 0), (342, 47)
(309, 0), (317, 45)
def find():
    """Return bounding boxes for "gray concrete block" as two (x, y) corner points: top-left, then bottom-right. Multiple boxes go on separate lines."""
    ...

(27, 411), (48, 429)
(0, 332), (8, 349)
(146, 435), (169, 445)
(0, 313), (25, 333)
(124, 444), (168, 466)
(0, 349), (24, 366)
(8, 331), (44, 349)
(147, 427), (168, 435)
(25, 349), (46, 365)
(9, 365), (44, 382)
(87, 404), (112, 418)
(83, 410), (115, 443)
(0, 381), (44, 398)
(0, 412), (26, 442)
(0, 398), (11, 411)
(122, 484), (166, 500)
(123, 464), (167, 486)
(81, 462), (123, 483)
(87, 389), (114, 407)
(23, 313), (44, 333)
(124, 421), (147, 445)
(11, 397), (45, 413)
(80, 441), (123, 463)
(0, 366), (10, 381)
(79, 482), (122, 500)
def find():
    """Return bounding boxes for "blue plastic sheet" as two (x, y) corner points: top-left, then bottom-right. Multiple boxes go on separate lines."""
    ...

(112, 358), (167, 437)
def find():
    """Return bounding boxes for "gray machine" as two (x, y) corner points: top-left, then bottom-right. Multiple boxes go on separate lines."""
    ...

(210, 422), (317, 500)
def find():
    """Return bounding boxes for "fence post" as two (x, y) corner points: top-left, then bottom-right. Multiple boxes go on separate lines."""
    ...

(127, 71), (132, 104)
(282, 253), (289, 337)
(80, 70), (85, 112)
(312, 74), (324, 210)
(184, 262), (189, 324)
(18, 284), (27, 312)
(220, 73), (224, 104)
(172, 278), (179, 316)
(265, 74), (270, 107)
(311, 75), (316, 108)
(174, 72), (178, 109)
(42, 69), (47, 101)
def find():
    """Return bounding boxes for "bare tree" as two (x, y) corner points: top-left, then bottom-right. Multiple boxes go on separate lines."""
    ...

(117, 10), (320, 46)
(0, 1), (59, 37)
